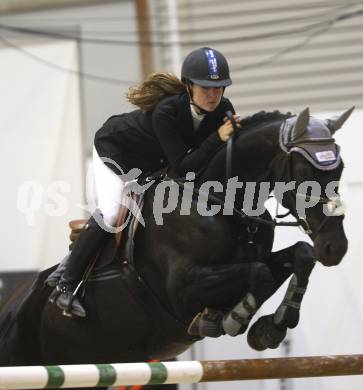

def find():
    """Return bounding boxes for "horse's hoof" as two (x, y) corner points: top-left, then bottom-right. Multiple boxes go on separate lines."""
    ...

(247, 314), (287, 350)
(274, 303), (300, 329)
(247, 326), (267, 351)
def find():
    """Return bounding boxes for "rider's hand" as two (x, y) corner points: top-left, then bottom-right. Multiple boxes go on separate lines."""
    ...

(218, 114), (241, 142)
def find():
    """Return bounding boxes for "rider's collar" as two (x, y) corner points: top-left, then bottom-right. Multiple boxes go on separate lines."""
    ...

(279, 116), (341, 171)
(190, 103), (206, 131)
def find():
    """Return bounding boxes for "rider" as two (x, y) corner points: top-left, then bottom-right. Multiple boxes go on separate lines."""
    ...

(48, 47), (239, 317)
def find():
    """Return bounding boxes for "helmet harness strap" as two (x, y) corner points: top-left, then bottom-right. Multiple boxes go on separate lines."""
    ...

(186, 81), (225, 115)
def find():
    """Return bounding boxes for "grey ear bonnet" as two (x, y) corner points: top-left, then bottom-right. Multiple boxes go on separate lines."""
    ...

(280, 115), (341, 171)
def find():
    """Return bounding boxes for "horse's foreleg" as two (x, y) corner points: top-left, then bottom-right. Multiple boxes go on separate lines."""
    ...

(221, 262), (279, 337)
(177, 262), (275, 313)
(270, 241), (316, 329)
(176, 262), (275, 338)
(247, 241), (315, 351)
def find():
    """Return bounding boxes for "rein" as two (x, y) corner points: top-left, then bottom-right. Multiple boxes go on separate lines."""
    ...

(148, 115), (344, 241)
(225, 110), (237, 181)
(169, 176), (302, 229)
(222, 112), (304, 231)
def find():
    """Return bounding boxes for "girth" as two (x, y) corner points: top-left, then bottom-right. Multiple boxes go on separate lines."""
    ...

(119, 260), (198, 353)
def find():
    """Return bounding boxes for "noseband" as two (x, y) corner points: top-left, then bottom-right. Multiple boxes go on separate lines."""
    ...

(277, 116), (346, 239)
(275, 152), (345, 240)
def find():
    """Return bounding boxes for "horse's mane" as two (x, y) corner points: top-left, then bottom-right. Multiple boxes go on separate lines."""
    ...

(239, 110), (292, 131)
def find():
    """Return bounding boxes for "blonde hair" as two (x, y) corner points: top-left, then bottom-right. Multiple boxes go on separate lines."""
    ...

(126, 72), (187, 111)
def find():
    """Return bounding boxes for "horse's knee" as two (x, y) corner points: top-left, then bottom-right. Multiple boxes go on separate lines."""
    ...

(293, 242), (316, 275)
(294, 241), (314, 260)
(248, 263), (276, 303)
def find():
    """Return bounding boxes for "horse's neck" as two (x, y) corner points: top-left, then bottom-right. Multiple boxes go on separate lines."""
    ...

(195, 122), (284, 212)
(199, 122), (283, 185)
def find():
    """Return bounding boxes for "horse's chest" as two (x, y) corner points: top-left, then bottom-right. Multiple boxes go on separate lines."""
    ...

(231, 240), (265, 263)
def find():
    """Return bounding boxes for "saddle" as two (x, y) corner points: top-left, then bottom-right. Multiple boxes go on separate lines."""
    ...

(68, 192), (144, 274)
(68, 219), (87, 242)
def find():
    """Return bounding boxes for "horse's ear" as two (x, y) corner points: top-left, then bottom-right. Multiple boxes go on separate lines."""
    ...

(291, 107), (310, 142)
(325, 106), (355, 134)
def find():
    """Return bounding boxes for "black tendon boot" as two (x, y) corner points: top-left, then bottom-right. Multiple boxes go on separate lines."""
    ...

(49, 211), (109, 317)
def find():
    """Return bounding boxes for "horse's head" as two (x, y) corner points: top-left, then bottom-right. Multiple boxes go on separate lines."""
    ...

(278, 107), (354, 266)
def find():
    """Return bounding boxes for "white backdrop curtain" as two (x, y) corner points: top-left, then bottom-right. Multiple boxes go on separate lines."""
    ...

(0, 39), (84, 271)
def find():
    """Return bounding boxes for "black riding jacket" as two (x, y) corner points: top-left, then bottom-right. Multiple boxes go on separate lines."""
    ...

(94, 92), (235, 176)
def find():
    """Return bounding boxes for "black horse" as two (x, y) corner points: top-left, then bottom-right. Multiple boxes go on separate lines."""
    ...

(0, 108), (352, 386)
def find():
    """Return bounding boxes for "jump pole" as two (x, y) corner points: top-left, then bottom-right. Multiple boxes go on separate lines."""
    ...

(1, 354), (363, 389)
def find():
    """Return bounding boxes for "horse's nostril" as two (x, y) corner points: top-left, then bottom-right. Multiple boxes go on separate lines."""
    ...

(322, 241), (345, 266)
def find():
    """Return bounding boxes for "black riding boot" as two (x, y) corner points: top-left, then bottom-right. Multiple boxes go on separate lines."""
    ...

(45, 251), (71, 288)
(49, 211), (109, 317)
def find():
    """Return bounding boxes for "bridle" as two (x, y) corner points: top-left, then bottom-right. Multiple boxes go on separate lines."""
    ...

(274, 152), (345, 240)
(155, 115), (345, 243)
(223, 113), (346, 240)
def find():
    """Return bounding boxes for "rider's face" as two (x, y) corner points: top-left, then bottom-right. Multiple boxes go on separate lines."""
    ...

(190, 84), (223, 113)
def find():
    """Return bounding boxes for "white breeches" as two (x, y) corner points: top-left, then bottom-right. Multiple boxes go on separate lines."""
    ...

(92, 146), (125, 227)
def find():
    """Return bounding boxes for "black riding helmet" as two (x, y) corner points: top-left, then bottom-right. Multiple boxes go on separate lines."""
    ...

(181, 47), (232, 88)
